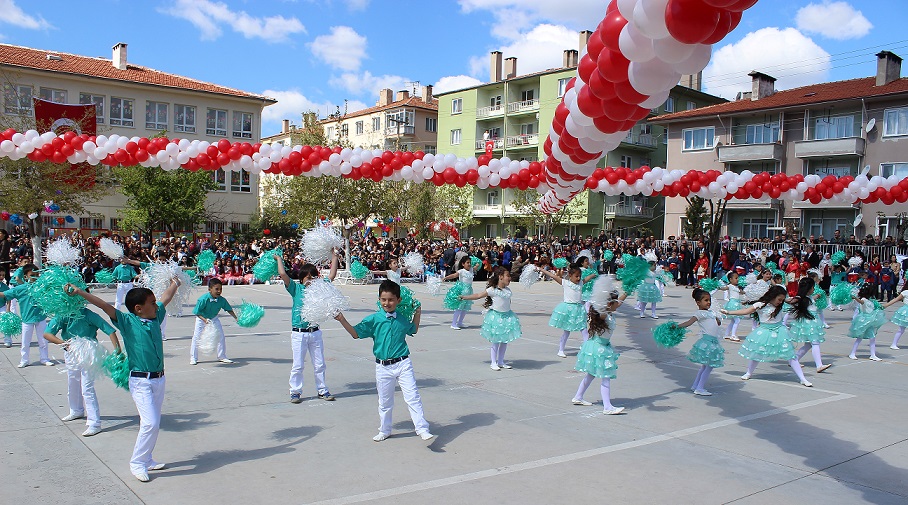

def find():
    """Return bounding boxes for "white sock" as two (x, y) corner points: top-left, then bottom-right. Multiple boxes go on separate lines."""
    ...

(790, 359), (808, 382)
(696, 366), (713, 391)
(811, 344), (824, 368)
(869, 338), (877, 358)
(692, 365), (706, 390)
(490, 344), (499, 365)
(651, 304), (657, 317)
(893, 327), (905, 347)
(746, 360), (758, 375)
(575, 374), (594, 400)
(818, 311), (827, 326)
(497, 343), (507, 365)
(600, 378), (613, 409)
(559, 331), (570, 353)
(850, 339), (861, 356)
(451, 310), (462, 327)
(796, 343), (809, 361)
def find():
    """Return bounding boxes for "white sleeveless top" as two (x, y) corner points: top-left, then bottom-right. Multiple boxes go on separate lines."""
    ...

(387, 269), (401, 284)
(902, 290), (908, 305)
(458, 269), (473, 283)
(695, 309), (721, 336)
(562, 279), (582, 303)
(487, 287), (512, 312)
(727, 285), (742, 300)
(753, 302), (784, 324)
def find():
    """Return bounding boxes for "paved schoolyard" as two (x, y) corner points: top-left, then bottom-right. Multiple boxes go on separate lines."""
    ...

(2, 279), (906, 504)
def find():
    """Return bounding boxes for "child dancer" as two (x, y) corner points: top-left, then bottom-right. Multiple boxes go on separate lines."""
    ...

(723, 285), (813, 387)
(808, 271), (831, 329)
(335, 280), (434, 442)
(190, 278), (238, 365)
(460, 267), (521, 370)
(572, 297), (629, 415)
(830, 265), (847, 311)
(788, 277), (831, 373)
(636, 259), (662, 319)
(849, 284), (886, 361)
(0, 272), (11, 347)
(0, 264), (51, 367)
(443, 256), (475, 330)
(882, 288), (908, 349)
(578, 254), (599, 340)
(539, 264), (588, 358)
(720, 271), (744, 342)
(112, 257), (138, 311)
(677, 288), (724, 396)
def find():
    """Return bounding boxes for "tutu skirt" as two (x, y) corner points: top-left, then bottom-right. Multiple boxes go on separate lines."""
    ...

(723, 299), (743, 320)
(574, 336), (619, 379)
(443, 281), (473, 311)
(738, 323), (796, 362)
(788, 317), (825, 344)
(481, 309), (522, 343)
(891, 305), (908, 328)
(549, 302), (586, 331)
(637, 282), (663, 303)
(815, 290), (829, 311)
(849, 310), (886, 339)
(687, 335), (725, 368)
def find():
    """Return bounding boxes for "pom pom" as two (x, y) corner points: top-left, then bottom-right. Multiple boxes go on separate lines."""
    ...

(99, 238), (124, 260)
(660, 271), (676, 286)
(577, 250), (593, 262)
(553, 257), (568, 269)
(616, 256), (650, 294)
(589, 275), (618, 312)
(652, 322), (687, 348)
(103, 352), (130, 390)
(197, 321), (221, 355)
(401, 252), (424, 274)
(94, 269), (115, 284)
(831, 251), (846, 265)
(196, 250), (216, 272)
(350, 260), (370, 280)
(830, 281), (857, 306)
(745, 273), (757, 285)
(396, 285), (421, 322)
(519, 264), (539, 289)
(137, 261), (195, 310)
(603, 250), (614, 262)
(744, 281), (770, 302)
(621, 253), (634, 266)
(252, 247), (283, 282)
(301, 227), (343, 265)
(64, 337), (108, 378)
(0, 311), (22, 335)
(470, 256), (481, 268)
(443, 281), (466, 310)
(644, 251), (657, 263)
(236, 300), (265, 328)
(698, 278), (719, 292)
(807, 268), (823, 279)
(848, 256), (863, 268)
(30, 265), (87, 319)
(45, 238), (81, 266)
(425, 275), (442, 296)
(738, 276), (748, 288)
(300, 280), (350, 325)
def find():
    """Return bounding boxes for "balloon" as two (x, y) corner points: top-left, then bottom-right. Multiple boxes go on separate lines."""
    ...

(629, 59), (682, 96)
(672, 43), (712, 74)
(652, 36), (695, 64)
(619, 24), (656, 63)
(665, 0), (721, 44)
(599, 9), (628, 52)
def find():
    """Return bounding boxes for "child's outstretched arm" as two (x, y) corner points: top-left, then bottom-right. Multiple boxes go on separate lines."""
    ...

(412, 306), (421, 334)
(66, 284), (118, 322)
(537, 268), (563, 284)
(443, 271), (460, 281)
(227, 309), (238, 321)
(327, 251), (339, 282)
(159, 279), (180, 307)
(274, 254), (292, 286)
(675, 316), (699, 329)
(882, 293), (903, 308)
(460, 289), (489, 301)
(582, 272), (597, 283)
(108, 331), (122, 354)
(721, 305), (757, 316)
(334, 312), (359, 339)
(42, 331), (64, 346)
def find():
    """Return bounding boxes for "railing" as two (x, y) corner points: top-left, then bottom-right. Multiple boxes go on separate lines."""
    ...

(473, 204), (502, 212)
(507, 99), (540, 114)
(506, 133), (539, 147)
(655, 240), (905, 258)
(475, 139), (504, 150)
(384, 125), (415, 136)
(605, 203), (654, 218)
(476, 105), (505, 118)
(622, 133), (657, 148)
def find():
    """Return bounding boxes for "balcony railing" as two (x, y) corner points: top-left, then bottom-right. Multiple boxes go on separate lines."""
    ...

(622, 133), (657, 149)
(476, 105), (505, 118)
(718, 143), (784, 162)
(507, 99), (540, 114)
(605, 203), (654, 218)
(794, 137), (865, 158)
(475, 138), (505, 150)
(384, 125), (415, 136)
(506, 133), (539, 148)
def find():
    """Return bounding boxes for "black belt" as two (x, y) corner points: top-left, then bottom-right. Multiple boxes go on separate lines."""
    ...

(130, 371), (164, 379)
(292, 326), (319, 333)
(376, 355), (408, 366)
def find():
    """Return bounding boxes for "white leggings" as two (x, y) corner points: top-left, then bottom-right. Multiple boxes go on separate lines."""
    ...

(851, 338), (878, 358)
(451, 310), (466, 328)
(574, 374), (614, 409)
(892, 327), (905, 348)
(490, 343), (508, 366)
(745, 359), (808, 382)
(796, 342), (825, 368)
(691, 365), (713, 391)
(725, 318), (741, 337)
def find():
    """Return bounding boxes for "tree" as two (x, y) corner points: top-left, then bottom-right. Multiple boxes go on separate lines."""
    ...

(510, 189), (586, 253)
(685, 196), (729, 272)
(434, 185), (477, 229)
(683, 196), (708, 238)
(113, 164), (219, 235)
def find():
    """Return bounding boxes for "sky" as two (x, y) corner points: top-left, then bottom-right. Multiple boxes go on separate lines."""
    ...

(0, 0), (906, 137)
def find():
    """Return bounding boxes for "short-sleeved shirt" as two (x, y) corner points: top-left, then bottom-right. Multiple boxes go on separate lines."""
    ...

(112, 302), (166, 372)
(3, 283), (47, 323)
(286, 281), (315, 329)
(47, 309), (115, 342)
(193, 292), (233, 319)
(112, 264), (137, 282)
(9, 267), (23, 286)
(354, 311), (416, 360)
(695, 309), (721, 337)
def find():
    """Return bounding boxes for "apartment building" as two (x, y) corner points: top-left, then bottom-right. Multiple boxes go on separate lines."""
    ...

(0, 42), (275, 236)
(652, 51), (908, 241)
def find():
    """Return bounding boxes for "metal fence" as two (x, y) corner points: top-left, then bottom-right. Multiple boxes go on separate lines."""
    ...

(655, 240), (906, 260)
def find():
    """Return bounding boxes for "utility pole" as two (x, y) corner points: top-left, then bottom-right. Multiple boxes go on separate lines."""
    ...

(386, 115), (410, 151)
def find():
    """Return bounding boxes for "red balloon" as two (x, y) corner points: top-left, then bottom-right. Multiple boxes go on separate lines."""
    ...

(577, 87), (606, 117)
(370, 171), (383, 182)
(186, 160), (200, 171)
(586, 30), (605, 60)
(726, 0), (758, 12)
(666, 0), (722, 44)
(134, 149), (149, 162)
(897, 191), (908, 204)
(528, 161), (542, 175)
(229, 147), (242, 161)
(891, 185), (904, 197)
(701, 10), (735, 45)
(443, 167), (457, 183)
(601, 97), (636, 121)
(529, 176), (540, 188)
(263, 229), (271, 235)
(216, 153), (230, 167)
(593, 115), (622, 134)
(578, 55), (598, 84)
(769, 187), (782, 199)
(588, 72), (618, 101)
(599, 9), (627, 52)
(478, 154), (491, 166)
(614, 80), (647, 105)
(381, 165), (393, 177)
(597, 50), (631, 83)
(382, 151), (395, 163)
(197, 154), (211, 167)
(51, 151), (66, 164)
(466, 169), (479, 184)
(206, 145), (219, 158)
(217, 139), (231, 153)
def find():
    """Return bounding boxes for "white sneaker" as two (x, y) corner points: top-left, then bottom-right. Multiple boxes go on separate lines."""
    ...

(800, 380), (813, 387)
(372, 432), (390, 442)
(869, 356), (882, 361)
(639, 314), (646, 318)
(148, 462), (167, 471)
(693, 389), (712, 396)
(17, 362), (27, 368)
(741, 373), (751, 380)
(450, 326), (461, 330)
(556, 351), (567, 358)
(418, 431), (435, 441)
(219, 358), (234, 364)
(61, 412), (85, 422)
(823, 324), (831, 329)
(42, 361), (55, 366)
(848, 355), (858, 360)
(650, 314), (659, 319)
(499, 363), (512, 369)
(603, 406), (625, 415)
(891, 345), (900, 350)
(82, 426), (102, 437)
(490, 364), (501, 371)
(4, 341), (10, 348)
(189, 360), (197, 365)
(133, 471), (150, 482)
(572, 398), (592, 406)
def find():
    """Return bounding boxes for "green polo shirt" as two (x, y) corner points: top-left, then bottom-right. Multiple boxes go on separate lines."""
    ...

(112, 264), (137, 282)
(2, 283), (47, 323)
(193, 292), (233, 319)
(47, 309), (115, 342)
(354, 311), (415, 360)
(0, 281), (8, 294)
(112, 302), (166, 373)
(285, 281), (315, 329)
(10, 267), (23, 286)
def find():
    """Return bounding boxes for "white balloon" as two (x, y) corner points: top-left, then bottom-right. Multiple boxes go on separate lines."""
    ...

(672, 44), (712, 75)
(500, 166), (513, 179)
(422, 153), (435, 165)
(653, 36), (695, 64)
(329, 153), (342, 166)
(341, 162), (353, 175)
(240, 155), (253, 169)
(40, 131), (57, 144)
(477, 178), (489, 189)
(727, 182), (739, 194)
(259, 144), (272, 157)
(400, 166), (413, 179)
(478, 165), (491, 177)
(636, 0), (671, 39)
(117, 136), (130, 149)
(24, 129), (40, 141)
(454, 161), (467, 174)
(489, 173), (501, 186)
(0, 140), (13, 153)
(422, 167), (434, 179)
(176, 152), (190, 164)
(639, 88), (671, 109)
(858, 188), (870, 200)
(617, 0), (638, 21)
(11, 133), (25, 145)
(488, 159), (501, 171)
(618, 24), (656, 63)
(563, 87), (579, 107)
(629, 59), (682, 96)
(444, 153), (457, 166)
(178, 138), (191, 150)
(340, 148), (352, 161)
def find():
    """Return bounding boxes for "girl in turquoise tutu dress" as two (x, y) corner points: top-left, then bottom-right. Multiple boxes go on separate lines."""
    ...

(571, 291), (629, 415)
(460, 267), (521, 371)
(807, 271), (831, 329)
(676, 288), (723, 396)
(373, 257), (421, 321)
(636, 261), (663, 319)
(882, 289), (908, 349)
(789, 277), (831, 373)
(722, 285), (813, 387)
(718, 271), (744, 342)
(848, 284), (886, 361)
(577, 254), (599, 340)
(538, 264), (596, 358)
(443, 256), (476, 330)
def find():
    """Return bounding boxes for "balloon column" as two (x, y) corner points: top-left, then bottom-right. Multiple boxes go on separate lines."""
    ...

(427, 220), (460, 241)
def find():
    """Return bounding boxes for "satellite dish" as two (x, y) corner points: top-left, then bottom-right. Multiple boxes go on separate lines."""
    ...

(853, 213), (863, 228)
(866, 118), (876, 133)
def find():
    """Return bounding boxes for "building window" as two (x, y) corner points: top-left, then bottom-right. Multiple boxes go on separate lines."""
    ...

(174, 104), (196, 133)
(110, 218), (120, 231)
(451, 129), (462, 145)
(79, 93), (105, 124)
(742, 217), (774, 239)
(881, 162), (908, 178)
(521, 89), (535, 102)
(883, 107), (908, 137)
(340, 123), (349, 138)
(232, 111), (253, 139)
(487, 190), (500, 205)
(205, 221), (227, 234)
(452, 98), (463, 114)
(326, 126), (335, 138)
(109, 97), (134, 127)
(79, 217), (91, 229)
(39, 87), (67, 104)
(211, 168), (227, 191)
(557, 78), (570, 98)
(686, 101), (696, 110)
(206, 108), (227, 136)
(620, 155), (632, 168)
(231, 169), (251, 193)
(355, 121), (364, 135)
(485, 224), (497, 238)
(490, 95), (502, 107)
(745, 123), (780, 144)
(488, 127), (501, 139)
(664, 97), (674, 112)
(425, 117), (437, 132)
(663, 126), (668, 144)
(423, 145), (436, 154)
(814, 115), (854, 140)
(145, 101), (168, 130)
(682, 127), (715, 151)
(372, 117), (381, 131)
(520, 123), (535, 135)
(4, 84), (32, 115)
(230, 222), (249, 234)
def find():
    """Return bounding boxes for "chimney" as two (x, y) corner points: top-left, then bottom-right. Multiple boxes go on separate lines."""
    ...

(281, 119), (290, 133)
(579, 30), (592, 51)
(422, 85), (433, 103)
(490, 51), (503, 82)
(378, 88), (393, 106)
(748, 71), (776, 101)
(112, 42), (127, 70)
(876, 51), (902, 86)
(679, 72), (702, 91)
(396, 90), (410, 101)
(563, 50), (579, 68)
(504, 57), (517, 79)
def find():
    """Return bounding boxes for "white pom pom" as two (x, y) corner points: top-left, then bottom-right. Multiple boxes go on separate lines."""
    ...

(301, 227), (344, 266)
(300, 279), (350, 325)
(136, 261), (195, 310)
(643, 250), (657, 263)
(45, 238), (81, 265)
(848, 256), (863, 267)
(197, 322), (220, 355)
(589, 275), (619, 312)
(99, 238), (124, 260)
(745, 273), (757, 285)
(401, 252), (424, 274)
(64, 337), (108, 378)
(744, 280), (770, 302)
(425, 274), (442, 296)
(520, 264), (539, 289)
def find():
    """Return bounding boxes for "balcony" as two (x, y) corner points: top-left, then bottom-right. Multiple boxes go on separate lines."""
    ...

(621, 133), (657, 150)
(507, 99), (540, 114)
(473, 204), (502, 217)
(506, 133), (539, 148)
(725, 197), (776, 209)
(791, 199), (858, 209)
(718, 143), (784, 163)
(475, 138), (505, 151)
(794, 137), (865, 158)
(604, 203), (654, 218)
(384, 125), (415, 136)
(477, 105), (505, 119)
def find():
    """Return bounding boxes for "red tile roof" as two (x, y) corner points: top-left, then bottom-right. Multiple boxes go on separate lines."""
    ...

(652, 76), (908, 122)
(319, 96), (438, 123)
(0, 43), (275, 103)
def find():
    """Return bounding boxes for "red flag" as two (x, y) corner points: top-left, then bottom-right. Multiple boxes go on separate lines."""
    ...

(33, 98), (97, 187)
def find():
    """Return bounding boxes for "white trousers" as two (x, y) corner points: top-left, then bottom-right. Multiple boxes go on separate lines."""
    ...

(128, 375), (165, 474)
(20, 320), (48, 364)
(64, 349), (100, 428)
(375, 358), (430, 436)
(114, 283), (133, 311)
(289, 330), (327, 395)
(190, 317), (226, 361)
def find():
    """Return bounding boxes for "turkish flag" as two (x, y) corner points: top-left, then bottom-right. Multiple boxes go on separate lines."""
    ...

(33, 99), (97, 186)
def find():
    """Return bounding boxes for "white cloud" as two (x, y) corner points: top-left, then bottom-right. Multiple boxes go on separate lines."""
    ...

(0, 0), (51, 29)
(434, 75), (484, 94)
(467, 24), (578, 80)
(309, 26), (368, 72)
(458, 0), (605, 34)
(796, 1), (872, 40)
(704, 27), (831, 99)
(343, 0), (369, 10)
(161, 0), (305, 43)
(259, 88), (367, 135)
(329, 71), (409, 99)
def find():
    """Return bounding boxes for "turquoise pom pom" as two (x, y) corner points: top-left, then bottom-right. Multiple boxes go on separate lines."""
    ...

(253, 247), (283, 281)
(831, 251), (846, 265)
(738, 276), (748, 288)
(470, 256), (481, 268)
(443, 282), (466, 310)
(196, 250), (216, 272)
(553, 257), (568, 269)
(603, 250), (614, 262)
(698, 278), (719, 292)
(236, 300), (266, 328)
(94, 269), (115, 284)
(30, 265), (87, 319)
(0, 311), (22, 335)
(103, 352), (130, 391)
(652, 322), (687, 348)
(617, 256), (650, 294)
(350, 260), (370, 280)
(830, 282), (855, 306)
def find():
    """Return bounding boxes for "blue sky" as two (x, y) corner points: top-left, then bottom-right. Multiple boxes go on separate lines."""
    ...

(1, 0), (905, 137)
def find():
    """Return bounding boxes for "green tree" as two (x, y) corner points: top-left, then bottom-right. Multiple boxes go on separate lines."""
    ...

(510, 189), (585, 252)
(113, 165), (218, 235)
(435, 185), (477, 229)
(685, 196), (729, 274)
(683, 196), (708, 238)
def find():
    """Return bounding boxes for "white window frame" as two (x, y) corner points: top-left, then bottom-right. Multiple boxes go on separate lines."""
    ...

(355, 121), (364, 135)
(485, 224), (497, 238)
(110, 218), (120, 231)
(451, 129), (462, 145)
(686, 101), (696, 111)
(326, 126), (335, 138)
(487, 190), (500, 205)
(883, 107), (908, 137)
(79, 93), (105, 124)
(211, 168), (227, 192)
(173, 104), (196, 133)
(814, 115), (854, 140)
(620, 155), (632, 168)
(230, 169), (251, 193)
(425, 117), (437, 133)
(881, 162), (908, 178)
(109, 97), (134, 127)
(452, 98), (463, 115)
(423, 145), (436, 154)
(340, 123), (349, 138)
(39, 87), (67, 104)
(741, 217), (774, 239)
(206, 108), (227, 137)
(372, 117), (381, 131)
(4, 84), (32, 115)
(232, 111), (253, 139)
(521, 89), (535, 102)
(682, 127), (715, 151)
(664, 97), (674, 112)
(557, 78), (570, 98)
(745, 123), (780, 144)
(145, 101), (168, 130)
(520, 123), (535, 135)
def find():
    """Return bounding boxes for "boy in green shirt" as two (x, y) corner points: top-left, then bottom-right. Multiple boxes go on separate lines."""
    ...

(335, 280), (434, 442)
(0, 271), (10, 347)
(190, 278), (237, 365)
(0, 264), (51, 366)
(112, 258), (138, 311)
